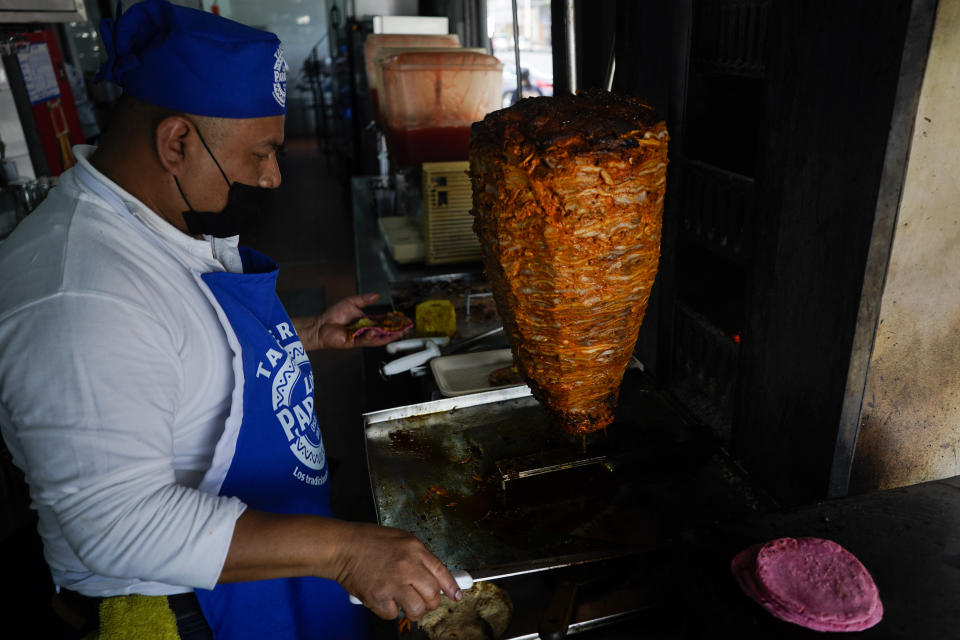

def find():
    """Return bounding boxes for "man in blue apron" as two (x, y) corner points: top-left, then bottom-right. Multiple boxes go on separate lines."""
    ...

(0, 1), (461, 638)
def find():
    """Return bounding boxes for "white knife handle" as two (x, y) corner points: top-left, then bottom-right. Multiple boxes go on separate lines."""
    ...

(348, 569), (475, 606)
(451, 569), (474, 590)
(386, 336), (450, 355)
(381, 342), (441, 376)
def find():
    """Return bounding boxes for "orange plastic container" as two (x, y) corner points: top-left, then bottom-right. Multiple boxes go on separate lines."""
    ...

(374, 46), (485, 131)
(381, 50), (502, 166)
(363, 34), (461, 125)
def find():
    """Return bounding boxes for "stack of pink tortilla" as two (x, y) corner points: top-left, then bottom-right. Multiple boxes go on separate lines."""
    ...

(731, 537), (883, 632)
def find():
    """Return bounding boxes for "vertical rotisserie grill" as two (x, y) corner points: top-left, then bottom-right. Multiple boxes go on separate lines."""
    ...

(469, 90), (669, 435)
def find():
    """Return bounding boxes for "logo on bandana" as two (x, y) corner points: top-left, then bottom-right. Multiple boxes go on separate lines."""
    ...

(272, 45), (287, 108)
(256, 322), (326, 480)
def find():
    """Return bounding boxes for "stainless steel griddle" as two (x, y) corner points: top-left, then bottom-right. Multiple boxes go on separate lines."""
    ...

(361, 374), (772, 636)
(361, 379), (725, 567)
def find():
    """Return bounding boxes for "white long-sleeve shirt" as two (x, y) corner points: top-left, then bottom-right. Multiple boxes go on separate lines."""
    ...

(0, 146), (247, 596)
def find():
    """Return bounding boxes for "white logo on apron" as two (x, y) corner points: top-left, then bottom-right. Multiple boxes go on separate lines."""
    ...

(257, 323), (326, 473)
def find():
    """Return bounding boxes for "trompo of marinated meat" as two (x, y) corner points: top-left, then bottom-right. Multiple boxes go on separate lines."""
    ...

(470, 90), (668, 434)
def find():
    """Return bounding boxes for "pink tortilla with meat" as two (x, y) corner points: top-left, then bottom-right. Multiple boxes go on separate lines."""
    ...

(347, 312), (413, 340)
(732, 537), (882, 632)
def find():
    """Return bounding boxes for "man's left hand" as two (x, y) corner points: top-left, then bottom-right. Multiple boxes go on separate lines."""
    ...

(292, 293), (402, 351)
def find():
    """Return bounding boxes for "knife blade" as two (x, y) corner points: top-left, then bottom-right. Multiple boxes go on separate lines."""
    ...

(452, 545), (649, 589)
(348, 546), (646, 606)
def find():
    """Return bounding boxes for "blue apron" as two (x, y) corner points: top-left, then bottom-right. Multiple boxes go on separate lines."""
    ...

(76, 165), (369, 639)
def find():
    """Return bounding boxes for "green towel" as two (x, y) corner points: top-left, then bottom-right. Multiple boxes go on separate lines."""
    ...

(98, 594), (181, 640)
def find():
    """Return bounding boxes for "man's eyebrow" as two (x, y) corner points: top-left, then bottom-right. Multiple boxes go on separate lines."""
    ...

(259, 138), (285, 152)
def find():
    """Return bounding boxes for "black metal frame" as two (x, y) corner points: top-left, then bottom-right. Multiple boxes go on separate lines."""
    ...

(566, 0), (935, 506)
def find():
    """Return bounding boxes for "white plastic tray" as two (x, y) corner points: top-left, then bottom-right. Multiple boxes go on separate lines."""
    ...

(378, 215), (424, 263)
(429, 348), (527, 397)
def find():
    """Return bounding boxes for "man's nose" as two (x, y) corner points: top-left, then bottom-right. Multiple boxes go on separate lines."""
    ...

(259, 156), (281, 188)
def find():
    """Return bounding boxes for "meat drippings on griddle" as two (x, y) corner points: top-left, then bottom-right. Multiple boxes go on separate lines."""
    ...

(469, 90), (669, 435)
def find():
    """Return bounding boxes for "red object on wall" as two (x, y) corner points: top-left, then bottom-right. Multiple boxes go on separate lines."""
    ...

(17, 29), (85, 176)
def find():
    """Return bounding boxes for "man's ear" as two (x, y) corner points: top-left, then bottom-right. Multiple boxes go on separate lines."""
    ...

(155, 116), (193, 176)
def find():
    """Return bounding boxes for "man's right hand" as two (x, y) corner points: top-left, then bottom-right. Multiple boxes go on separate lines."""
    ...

(220, 509), (461, 621)
(331, 521), (462, 620)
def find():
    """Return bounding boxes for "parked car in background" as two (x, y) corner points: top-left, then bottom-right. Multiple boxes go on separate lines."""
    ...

(501, 63), (553, 107)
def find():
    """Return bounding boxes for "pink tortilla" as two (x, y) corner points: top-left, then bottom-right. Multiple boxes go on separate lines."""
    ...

(756, 538), (881, 628)
(347, 314), (412, 340)
(732, 538), (882, 632)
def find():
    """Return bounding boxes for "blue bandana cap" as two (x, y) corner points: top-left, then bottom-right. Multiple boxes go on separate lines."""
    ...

(96, 0), (287, 118)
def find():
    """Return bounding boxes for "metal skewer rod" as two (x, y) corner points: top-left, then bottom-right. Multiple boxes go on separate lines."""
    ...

(566, 0), (577, 93)
(605, 32), (617, 91)
(511, 0), (522, 100)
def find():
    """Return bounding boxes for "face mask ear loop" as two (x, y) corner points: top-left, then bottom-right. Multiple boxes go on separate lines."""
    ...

(194, 125), (232, 188)
(173, 175), (196, 212)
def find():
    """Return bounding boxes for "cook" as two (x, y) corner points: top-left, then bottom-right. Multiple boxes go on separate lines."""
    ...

(0, 1), (460, 638)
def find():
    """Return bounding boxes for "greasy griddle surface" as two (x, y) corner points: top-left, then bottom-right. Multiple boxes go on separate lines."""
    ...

(363, 373), (766, 573)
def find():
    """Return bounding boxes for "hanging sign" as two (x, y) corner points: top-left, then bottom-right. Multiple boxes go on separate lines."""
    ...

(17, 43), (61, 105)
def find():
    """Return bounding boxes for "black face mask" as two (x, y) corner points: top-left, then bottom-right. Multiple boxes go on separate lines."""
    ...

(175, 127), (274, 238)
